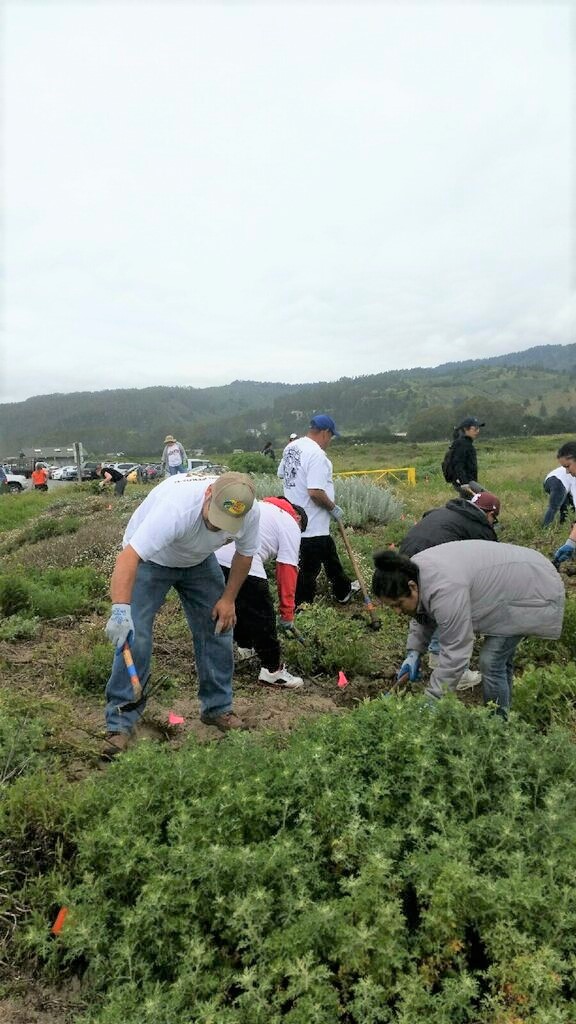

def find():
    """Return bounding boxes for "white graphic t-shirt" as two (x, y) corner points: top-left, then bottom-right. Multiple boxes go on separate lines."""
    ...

(217, 500), (301, 578)
(166, 443), (183, 467)
(279, 437), (333, 538)
(124, 475), (260, 567)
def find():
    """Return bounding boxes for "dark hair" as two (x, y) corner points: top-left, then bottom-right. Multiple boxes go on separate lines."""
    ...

(557, 442), (576, 458)
(372, 550), (419, 599)
(288, 502), (308, 532)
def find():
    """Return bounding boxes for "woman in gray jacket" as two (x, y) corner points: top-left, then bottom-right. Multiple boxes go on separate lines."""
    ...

(372, 541), (565, 717)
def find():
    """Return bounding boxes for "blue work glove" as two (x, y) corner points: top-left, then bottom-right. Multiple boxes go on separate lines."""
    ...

(552, 539), (576, 565)
(397, 650), (421, 682)
(330, 505), (344, 522)
(279, 619), (305, 643)
(105, 603), (134, 649)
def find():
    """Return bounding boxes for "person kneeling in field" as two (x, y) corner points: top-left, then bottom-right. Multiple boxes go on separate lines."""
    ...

(101, 472), (260, 760)
(372, 541), (565, 718)
(216, 498), (307, 689)
(399, 490), (501, 692)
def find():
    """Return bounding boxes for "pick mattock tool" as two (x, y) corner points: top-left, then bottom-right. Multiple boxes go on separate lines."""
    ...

(122, 642), (143, 702)
(337, 520), (381, 631)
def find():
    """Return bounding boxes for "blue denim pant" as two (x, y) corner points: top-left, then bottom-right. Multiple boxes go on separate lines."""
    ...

(105, 556), (234, 733)
(543, 476), (570, 527)
(478, 634), (523, 718)
(168, 464), (186, 475)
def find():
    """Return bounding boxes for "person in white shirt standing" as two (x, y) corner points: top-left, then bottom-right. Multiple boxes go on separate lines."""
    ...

(278, 413), (356, 607)
(161, 434), (187, 475)
(101, 472), (260, 759)
(217, 498), (307, 689)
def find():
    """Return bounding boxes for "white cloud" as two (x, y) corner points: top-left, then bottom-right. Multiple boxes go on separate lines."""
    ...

(1, 1), (573, 401)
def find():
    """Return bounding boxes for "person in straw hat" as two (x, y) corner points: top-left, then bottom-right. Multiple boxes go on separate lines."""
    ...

(161, 433), (187, 476)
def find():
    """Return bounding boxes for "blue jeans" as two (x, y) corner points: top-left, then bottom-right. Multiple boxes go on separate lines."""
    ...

(168, 464), (186, 475)
(543, 476), (570, 527)
(478, 634), (523, 718)
(105, 556), (234, 733)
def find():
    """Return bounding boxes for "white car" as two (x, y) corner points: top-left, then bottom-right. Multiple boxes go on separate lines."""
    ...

(3, 472), (29, 493)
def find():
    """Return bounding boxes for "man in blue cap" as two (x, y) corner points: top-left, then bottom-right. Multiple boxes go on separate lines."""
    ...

(278, 413), (358, 606)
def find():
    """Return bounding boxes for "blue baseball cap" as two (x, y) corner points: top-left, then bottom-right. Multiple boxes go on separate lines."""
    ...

(310, 414), (339, 437)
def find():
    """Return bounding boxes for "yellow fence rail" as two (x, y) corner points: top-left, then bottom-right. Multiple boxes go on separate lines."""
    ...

(335, 467), (417, 486)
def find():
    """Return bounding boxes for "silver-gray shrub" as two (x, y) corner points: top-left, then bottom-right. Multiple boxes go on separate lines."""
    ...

(251, 474), (402, 528)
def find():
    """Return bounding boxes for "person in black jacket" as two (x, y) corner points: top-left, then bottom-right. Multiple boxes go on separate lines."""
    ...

(449, 416), (484, 495)
(97, 464), (127, 497)
(399, 492), (499, 558)
(398, 490), (500, 690)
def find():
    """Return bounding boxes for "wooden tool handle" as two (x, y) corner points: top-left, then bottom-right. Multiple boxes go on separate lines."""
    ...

(337, 520), (380, 627)
(122, 642), (143, 700)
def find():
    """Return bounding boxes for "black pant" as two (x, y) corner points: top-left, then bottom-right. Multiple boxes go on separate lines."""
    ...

(296, 534), (351, 606)
(34, 484), (49, 491)
(221, 568), (281, 671)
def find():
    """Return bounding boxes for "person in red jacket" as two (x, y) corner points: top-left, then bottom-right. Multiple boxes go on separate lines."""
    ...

(216, 497), (307, 689)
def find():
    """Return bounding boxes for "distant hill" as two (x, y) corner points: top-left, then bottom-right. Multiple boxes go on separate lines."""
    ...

(1, 343), (575, 456)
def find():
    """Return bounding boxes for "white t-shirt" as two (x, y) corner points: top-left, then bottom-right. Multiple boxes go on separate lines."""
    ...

(217, 500), (301, 579)
(124, 475), (260, 567)
(279, 436), (334, 538)
(544, 466), (576, 502)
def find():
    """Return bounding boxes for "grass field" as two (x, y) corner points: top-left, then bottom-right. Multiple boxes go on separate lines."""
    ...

(2, 435), (576, 1023)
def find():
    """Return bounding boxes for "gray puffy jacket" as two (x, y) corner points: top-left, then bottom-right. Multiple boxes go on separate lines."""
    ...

(406, 540), (565, 691)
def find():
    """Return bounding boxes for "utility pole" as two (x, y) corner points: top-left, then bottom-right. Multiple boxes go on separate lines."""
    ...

(73, 441), (83, 483)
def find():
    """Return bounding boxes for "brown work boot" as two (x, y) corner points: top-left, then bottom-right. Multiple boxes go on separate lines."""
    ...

(200, 711), (246, 732)
(100, 731), (132, 762)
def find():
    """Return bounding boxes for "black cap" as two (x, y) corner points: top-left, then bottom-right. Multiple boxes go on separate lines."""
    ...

(458, 416), (485, 429)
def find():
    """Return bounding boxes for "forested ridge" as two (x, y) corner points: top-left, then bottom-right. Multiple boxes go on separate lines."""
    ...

(2, 343), (576, 454)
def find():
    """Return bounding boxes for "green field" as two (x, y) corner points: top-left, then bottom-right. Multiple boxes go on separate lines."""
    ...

(2, 436), (576, 1023)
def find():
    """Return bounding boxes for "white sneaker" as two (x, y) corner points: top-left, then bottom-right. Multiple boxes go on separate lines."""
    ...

(258, 665), (304, 689)
(236, 647), (256, 661)
(456, 669), (482, 691)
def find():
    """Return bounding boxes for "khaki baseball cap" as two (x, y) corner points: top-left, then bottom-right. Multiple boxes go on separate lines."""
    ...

(207, 472), (255, 533)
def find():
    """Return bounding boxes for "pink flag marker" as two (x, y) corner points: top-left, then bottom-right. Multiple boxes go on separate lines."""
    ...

(337, 671), (349, 689)
(168, 711), (185, 726)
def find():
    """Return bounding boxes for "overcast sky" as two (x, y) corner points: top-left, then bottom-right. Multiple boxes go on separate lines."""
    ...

(1, 1), (574, 403)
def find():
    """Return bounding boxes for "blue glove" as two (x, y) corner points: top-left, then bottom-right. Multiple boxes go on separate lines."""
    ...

(553, 539), (576, 565)
(105, 603), (134, 649)
(279, 619), (305, 643)
(397, 650), (421, 682)
(330, 505), (344, 522)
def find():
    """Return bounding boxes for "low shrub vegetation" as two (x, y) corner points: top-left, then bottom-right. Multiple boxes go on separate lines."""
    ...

(0, 566), (107, 620)
(253, 474), (402, 528)
(23, 515), (81, 543)
(16, 698), (576, 1023)
(64, 643), (113, 695)
(0, 613), (40, 641)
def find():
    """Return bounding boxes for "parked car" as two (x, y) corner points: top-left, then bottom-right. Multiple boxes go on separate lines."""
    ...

(2, 472), (29, 493)
(186, 459), (219, 474)
(144, 464), (162, 480)
(113, 463), (139, 476)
